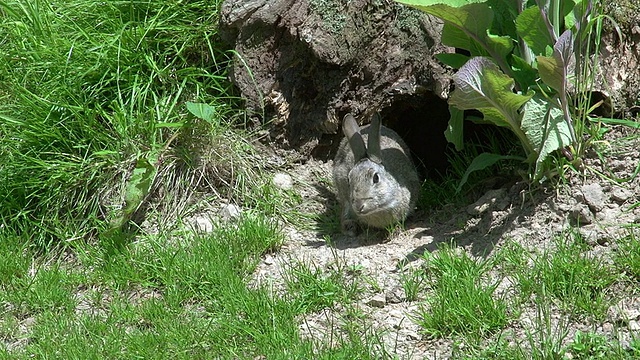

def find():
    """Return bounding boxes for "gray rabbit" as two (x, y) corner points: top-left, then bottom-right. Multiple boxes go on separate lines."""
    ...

(333, 113), (420, 236)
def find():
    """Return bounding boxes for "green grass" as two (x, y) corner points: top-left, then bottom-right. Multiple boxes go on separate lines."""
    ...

(613, 232), (640, 280)
(284, 260), (362, 313)
(566, 331), (640, 359)
(504, 232), (617, 319)
(399, 265), (426, 302)
(0, 0), (246, 246)
(457, 330), (640, 360)
(454, 234), (626, 357)
(416, 244), (508, 338)
(0, 214), (390, 358)
(1, 0), (637, 358)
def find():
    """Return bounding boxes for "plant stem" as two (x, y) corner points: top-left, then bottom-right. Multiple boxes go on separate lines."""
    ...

(550, 0), (561, 38)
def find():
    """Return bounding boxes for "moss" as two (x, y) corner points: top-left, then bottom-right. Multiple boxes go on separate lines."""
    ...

(309, 0), (348, 35)
(393, 5), (424, 33)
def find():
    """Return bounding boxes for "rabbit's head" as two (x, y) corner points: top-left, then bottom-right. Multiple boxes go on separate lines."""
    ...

(348, 159), (404, 217)
(342, 114), (408, 221)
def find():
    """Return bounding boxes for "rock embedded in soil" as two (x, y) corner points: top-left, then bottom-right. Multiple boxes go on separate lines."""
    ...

(569, 203), (594, 225)
(466, 188), (508, 216)
(366, 293), (387, 308)
(220, 203), (242, 222)
(192, 216), (215, 233)
(385, 286), (405, 304)
(607, 298), (640, 325)
(580, 183), (607, 213)
(273, 172), (294, 190)
(578, 224), (612, 246)
(611, 186), (634, 204)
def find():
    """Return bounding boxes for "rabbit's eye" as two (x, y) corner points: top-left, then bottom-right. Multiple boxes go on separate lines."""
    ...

(372, 173), (379, 184)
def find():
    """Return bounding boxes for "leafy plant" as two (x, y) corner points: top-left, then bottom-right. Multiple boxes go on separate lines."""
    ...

(394, 0), (608, 183)
(566, 331), (621, 359)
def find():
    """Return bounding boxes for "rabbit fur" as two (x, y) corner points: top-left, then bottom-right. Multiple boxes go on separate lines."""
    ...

(333, 113), (420, 236)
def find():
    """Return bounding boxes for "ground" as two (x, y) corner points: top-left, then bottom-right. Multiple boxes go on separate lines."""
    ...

(246, 124), (640, 358)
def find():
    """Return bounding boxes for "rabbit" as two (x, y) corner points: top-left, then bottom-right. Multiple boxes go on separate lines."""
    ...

(333, 113), (420, 236)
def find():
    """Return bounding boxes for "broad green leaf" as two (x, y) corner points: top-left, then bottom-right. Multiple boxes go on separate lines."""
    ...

(536, 29), (573, 93)
(485, 0), (518, 39)
(486, 33), (514, 61)
(396, 1), (514, 72)
(441, 22), (477, 53)
(122, 157), (156, 218)
(435, 53), (469, 69)
(536, 55), (563, 92)
(449, 57), (535, 155)
(444, 105), (465, 150)
(516, 5), (555, 56)
(394, 0), (486, 8)
(564, 0), (579, 29)
(510, 54), (539, 91)
(457, 152), (525, 192)
(521, 95), (572, 179)
(405, 3), (493, 35)
(186, 101), (217, 123)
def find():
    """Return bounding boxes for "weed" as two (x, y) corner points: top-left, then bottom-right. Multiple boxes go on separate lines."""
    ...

(394, 0), (612, 182)
(283, 260), (361, 314)
(399, 266), (426, 302)
(613, 232), (640, 280)
(566, 331), (624, 359)
(416, 245), (508, 338)
(505, 233), (617, 319)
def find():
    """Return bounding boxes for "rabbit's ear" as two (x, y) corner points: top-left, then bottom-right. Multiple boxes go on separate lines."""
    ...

(343, 114), (366, 161)
(367, 113), (382, 164)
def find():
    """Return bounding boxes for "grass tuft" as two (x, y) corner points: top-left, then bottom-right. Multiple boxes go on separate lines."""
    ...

(283, 260), (362, 314)
(508, 233), (617, 319)
(416, 244), (508, 338)
(613, 231), (640, 281)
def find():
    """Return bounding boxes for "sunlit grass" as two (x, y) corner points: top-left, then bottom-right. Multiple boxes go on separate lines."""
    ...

(0, 0), (241, 245)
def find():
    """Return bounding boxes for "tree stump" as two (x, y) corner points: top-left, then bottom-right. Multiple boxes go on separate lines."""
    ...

(219, 0), (453, 169)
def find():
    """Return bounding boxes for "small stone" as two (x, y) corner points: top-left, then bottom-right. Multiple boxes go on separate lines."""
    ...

(273, 172), (293, 190)
(192, 216), (214, 233)
(569, 204), (593, 225)
(607, 298), (640, 324)
(611, 187), (633, 204)
(385, 286), (404, 304)
(220, 204), (242, 221)
(467, 189), (507, 216)
(402, 329), (421, 341)
(601, 322), (614, 333)
(263, 254), (275, 265)
(581, 183), (606, 213)
(366, 294), (386, 308)
(578, 225), (610, 246)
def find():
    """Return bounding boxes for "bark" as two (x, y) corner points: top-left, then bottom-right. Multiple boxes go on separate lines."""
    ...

(219, 0), (452, 158)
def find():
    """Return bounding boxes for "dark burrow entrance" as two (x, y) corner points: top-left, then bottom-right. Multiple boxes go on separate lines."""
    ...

(381, 92), (451, 180)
